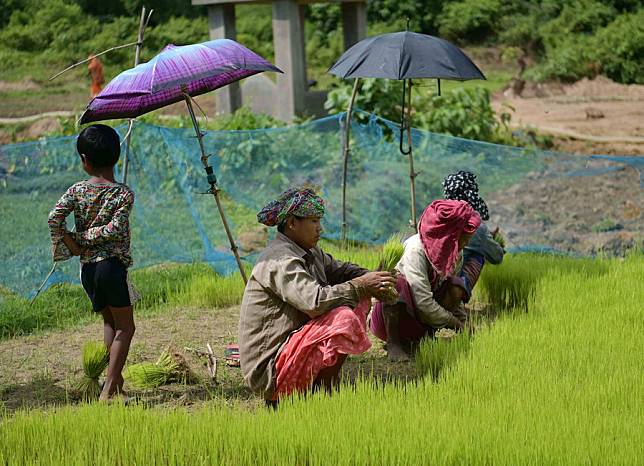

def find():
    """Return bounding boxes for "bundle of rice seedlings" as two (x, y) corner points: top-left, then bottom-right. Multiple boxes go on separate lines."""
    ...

(165, 350), (201, 384)
(76, 341), (109, 401)
(125, 348), (200, 390)
(124, 362), (173, 390)
(378, 233), (405, 273)
(378, 234), (404, 303)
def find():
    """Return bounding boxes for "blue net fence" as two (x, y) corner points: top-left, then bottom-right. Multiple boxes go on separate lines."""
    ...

(1, 109), (643, 297)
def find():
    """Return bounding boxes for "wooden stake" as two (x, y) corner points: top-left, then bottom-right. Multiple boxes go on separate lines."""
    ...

(122, 6), (152, 184)
(340, 77), (360, 247)
(406, 79), (418, 231)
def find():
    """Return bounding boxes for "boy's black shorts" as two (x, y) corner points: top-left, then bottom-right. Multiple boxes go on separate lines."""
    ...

(81, 257), (131, 312)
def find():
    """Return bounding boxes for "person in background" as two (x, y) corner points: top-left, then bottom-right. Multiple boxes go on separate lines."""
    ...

(442, 171), (504, 305)
(88, 55), (104, 98)
(238, 187), (395, 406)
(48, 124), (136, 402)
(370, 200), (481, 361)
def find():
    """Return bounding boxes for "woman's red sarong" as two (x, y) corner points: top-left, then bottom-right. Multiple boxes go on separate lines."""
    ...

(271, 299), (371, 400)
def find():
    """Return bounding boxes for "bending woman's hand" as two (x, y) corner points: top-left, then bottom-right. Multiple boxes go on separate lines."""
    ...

(352, 271), (396, 298)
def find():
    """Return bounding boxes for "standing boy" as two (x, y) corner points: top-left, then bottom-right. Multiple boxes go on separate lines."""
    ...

(48, 124), (135, 402)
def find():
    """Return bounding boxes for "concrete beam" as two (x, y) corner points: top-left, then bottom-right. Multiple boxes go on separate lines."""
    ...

(272, 0), (307, 121)
(208, 4), (242, 114)
(341, 1), (367, 50)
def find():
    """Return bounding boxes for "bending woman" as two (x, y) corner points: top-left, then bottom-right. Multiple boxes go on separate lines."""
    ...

(370, 200), (481, 361)
(442, 171), (504, 303)
(239, 187), (395, 404)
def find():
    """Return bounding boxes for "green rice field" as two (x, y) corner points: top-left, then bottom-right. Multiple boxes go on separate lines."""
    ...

(1, 251), (642, 465)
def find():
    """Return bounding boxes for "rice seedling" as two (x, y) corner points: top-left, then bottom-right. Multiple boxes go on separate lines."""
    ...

(75, 341), (109, 401)
(1, 255), (642, 465)
(415, 329), (471, 381)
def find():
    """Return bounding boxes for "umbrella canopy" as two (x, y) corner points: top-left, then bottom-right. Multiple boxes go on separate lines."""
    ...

(328, 31), (484, 81)
(80, 39), (282, 123)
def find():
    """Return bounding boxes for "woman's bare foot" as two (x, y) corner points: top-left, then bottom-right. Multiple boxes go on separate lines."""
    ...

(387, 343), (410, 362)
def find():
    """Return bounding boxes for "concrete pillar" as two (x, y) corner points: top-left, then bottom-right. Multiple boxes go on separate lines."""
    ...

(342, 1), (367, 50)
(208, 4), (241, 114)
(272, 0), (307, 121)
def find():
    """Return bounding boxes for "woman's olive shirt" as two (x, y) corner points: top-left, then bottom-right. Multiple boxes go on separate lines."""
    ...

(238, 232), (368, 398)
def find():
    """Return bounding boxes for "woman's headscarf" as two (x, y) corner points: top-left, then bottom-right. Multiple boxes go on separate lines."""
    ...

(418, 200), (481, 277)
(257, 187), (325, 227)
(442, 171), (489, 221)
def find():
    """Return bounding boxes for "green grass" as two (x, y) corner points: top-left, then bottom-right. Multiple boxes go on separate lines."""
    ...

(1, 254), (641, 464)
(0, 243), (382, 340)
(0, 263), (246, 340)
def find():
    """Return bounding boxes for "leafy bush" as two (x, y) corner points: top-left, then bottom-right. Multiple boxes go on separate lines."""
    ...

(144, 16), (209, 57)
(421, 87), (512, 143)
(325, 78), (407, 124)
(438, 0), (502, 43)
(593, 10), (644, 84)
(325, 80), (514, 144)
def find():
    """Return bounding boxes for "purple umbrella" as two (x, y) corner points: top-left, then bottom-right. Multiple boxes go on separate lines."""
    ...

(80, 39), (281, 122)
(80, 39), (283, 283)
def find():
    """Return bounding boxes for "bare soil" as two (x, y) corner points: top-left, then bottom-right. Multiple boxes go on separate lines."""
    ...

(0, 304), (423, 413)
(493, 76), (644, 155)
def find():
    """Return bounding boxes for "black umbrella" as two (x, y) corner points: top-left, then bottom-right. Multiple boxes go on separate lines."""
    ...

(329, 30), (485, 234)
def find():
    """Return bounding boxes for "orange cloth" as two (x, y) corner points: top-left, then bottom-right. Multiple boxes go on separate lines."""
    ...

(271, 299), (372, 400)
(88, 56), (104, 97)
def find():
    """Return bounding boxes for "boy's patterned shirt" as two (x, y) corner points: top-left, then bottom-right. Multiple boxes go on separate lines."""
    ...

(48, 180), (135, 267)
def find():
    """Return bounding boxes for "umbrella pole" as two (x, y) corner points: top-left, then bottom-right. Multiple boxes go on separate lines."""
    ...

(406, 80), (417, 231)
(182, 90), (248, 284)
(341, 77), (360, 247)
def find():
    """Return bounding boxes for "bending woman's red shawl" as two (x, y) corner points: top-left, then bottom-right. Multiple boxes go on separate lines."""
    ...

(419, 200), (481, 277)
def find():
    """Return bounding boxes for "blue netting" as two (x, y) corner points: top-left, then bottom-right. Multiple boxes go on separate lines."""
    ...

(1, 109), (642, 297)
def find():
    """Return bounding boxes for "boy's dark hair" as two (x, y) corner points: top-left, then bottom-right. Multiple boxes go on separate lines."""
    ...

(77, 124), (120, 168)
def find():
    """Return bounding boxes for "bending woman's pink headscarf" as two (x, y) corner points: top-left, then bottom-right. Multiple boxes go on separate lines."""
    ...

(418, 200), (481, 277)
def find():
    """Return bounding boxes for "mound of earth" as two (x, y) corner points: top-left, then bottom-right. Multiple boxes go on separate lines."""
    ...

(488, 165), (644, 256)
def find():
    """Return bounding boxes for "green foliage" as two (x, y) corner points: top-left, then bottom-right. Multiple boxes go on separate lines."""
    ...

(144, 16), (209, 57)
(438, 0), (502, 43)
(593, 10), (644, 84)
(421, 87), (512, 143)
(325, 78), (405, 124)
(325, 80), (516, 144)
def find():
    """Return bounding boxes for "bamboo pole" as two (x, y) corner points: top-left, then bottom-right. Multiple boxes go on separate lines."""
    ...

(122, 7), (151, 184)
(340, 78), (360, 246)
(406, 80), (418, 231)
(182, 88), (248, 284)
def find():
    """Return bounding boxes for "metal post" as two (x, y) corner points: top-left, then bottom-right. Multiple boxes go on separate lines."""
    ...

(182, 88), (248, 284)
(340, 77), (360, 246)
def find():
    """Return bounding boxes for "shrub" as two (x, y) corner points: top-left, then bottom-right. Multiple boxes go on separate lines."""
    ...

(421, 87), (512, 143)
(437, 0), (502, 43)
(593, 10), (644, 84)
